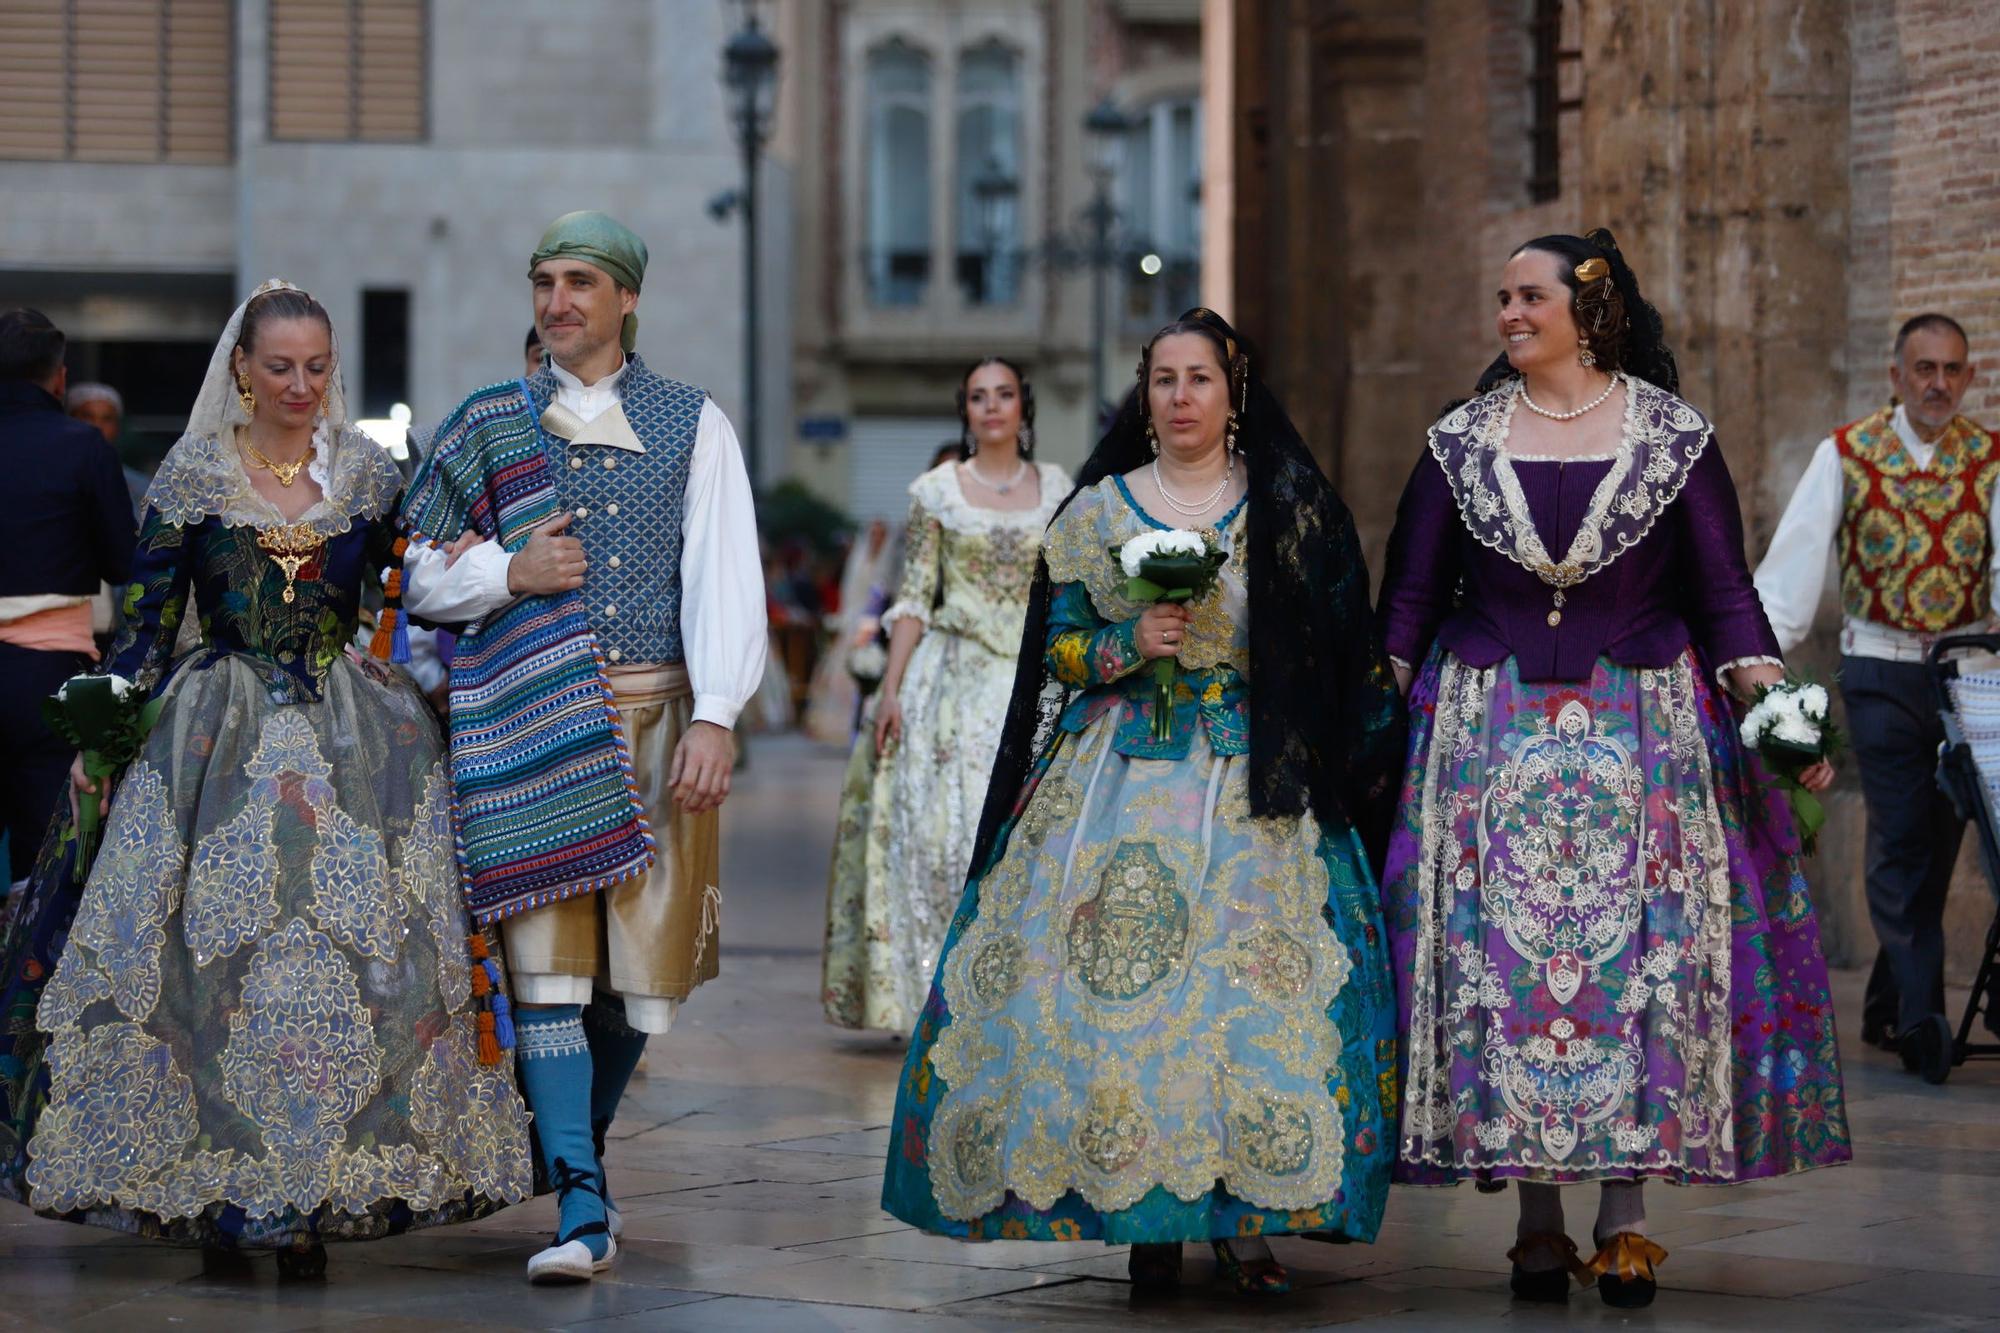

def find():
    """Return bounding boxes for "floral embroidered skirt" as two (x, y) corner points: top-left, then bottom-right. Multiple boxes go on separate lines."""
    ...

(881, 716), (1398, 1244)
(1383, 648), (1851, 1186)
(0, 653), (533, 1247)
(823, 627), (1015, 1032)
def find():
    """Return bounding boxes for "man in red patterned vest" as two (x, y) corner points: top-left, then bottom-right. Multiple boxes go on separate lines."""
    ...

(1756, 313), (1989, 1082)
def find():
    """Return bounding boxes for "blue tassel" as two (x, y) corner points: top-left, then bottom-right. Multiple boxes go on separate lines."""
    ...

(481, 958), (503, 988)
(391, 611), (411, 664)
(491, 992), (516, 1050)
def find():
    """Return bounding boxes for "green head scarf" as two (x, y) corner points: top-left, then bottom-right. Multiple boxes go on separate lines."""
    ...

(528, 210), (649, 354)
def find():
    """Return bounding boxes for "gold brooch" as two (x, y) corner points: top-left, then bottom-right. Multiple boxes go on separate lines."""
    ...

(257, 522), (323, 603)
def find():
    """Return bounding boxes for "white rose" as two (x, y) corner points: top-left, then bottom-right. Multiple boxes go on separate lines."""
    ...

(1772, 711), (1819, 748)
(1119, 528), (1206, 578)
(1799, 683), (1829, 718)
(106, 674), (134, 700)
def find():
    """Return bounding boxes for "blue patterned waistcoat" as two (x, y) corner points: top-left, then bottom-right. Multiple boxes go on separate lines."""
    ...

(527, 356), (707, 665)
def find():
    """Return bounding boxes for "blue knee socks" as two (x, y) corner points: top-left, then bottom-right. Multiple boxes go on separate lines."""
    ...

(515, 1005), (609, 1258)
(584, 995), (650, 1210)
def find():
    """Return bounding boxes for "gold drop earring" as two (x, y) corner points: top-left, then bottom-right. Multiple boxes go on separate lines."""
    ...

(236, 372), (257, 417)
(1144, 417), (1159, 456)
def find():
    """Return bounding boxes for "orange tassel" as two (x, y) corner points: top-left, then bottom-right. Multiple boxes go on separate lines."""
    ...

(368, 610), (396, 660)
(476, 1010), (500, 1065)
(383, 569), (403, 599)
(470, 961), (492, 998)
(392, 536), (410, 559)
(468, 932), (491, 961)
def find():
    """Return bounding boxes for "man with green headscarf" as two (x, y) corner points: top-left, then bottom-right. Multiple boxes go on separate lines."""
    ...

(401, 210), (767, 1284)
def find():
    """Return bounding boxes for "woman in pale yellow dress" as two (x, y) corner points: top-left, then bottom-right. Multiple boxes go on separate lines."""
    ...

(822, 360), (1068, 1032)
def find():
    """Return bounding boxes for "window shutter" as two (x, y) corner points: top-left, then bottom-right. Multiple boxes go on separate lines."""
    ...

(270, 0), (357, 140)
(0, 0), (68, 160)
(269, 0), (424, 143)
(356, 0), (423, 141)
(0, 0), (231, 162)
(71, 0), (163, 161)
(164, 0), (230, 161)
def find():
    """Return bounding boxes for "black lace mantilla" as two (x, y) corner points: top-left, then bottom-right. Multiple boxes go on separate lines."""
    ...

(967, 324), (1407, 880)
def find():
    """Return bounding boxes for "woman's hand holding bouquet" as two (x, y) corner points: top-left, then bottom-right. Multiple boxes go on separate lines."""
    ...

(1112, 528), (1228, 744)
(47, 673), (163, 867)
(1738, 677), (1844, 854)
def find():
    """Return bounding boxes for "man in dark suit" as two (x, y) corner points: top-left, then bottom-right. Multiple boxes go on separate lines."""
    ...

(0, 309), (135, 882)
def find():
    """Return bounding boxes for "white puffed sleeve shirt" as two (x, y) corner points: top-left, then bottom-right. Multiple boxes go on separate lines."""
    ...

(1753, 403), (2000, 659)
(402, 357), (768, 728)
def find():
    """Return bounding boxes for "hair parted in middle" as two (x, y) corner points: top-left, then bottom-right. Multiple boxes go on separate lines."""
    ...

(1135, 307), (1251, 429)
(954, 355), (1037, 460)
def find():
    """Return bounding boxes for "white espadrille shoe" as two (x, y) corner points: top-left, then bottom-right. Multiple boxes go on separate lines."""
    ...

(526, 1231), (616, 1284)
(607, 1202), (623, 1239)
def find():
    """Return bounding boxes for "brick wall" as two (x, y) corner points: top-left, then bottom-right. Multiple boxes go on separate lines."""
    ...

(1847, 0), (2000, 423)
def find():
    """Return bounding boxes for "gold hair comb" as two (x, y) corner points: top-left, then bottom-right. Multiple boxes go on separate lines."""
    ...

(1574, 258), (1610, 283)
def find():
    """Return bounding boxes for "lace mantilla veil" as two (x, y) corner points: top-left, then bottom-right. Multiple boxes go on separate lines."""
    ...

(966, 310), (1407, 883)
(144, 279), (395, 534)
(183, 279), (352, 441)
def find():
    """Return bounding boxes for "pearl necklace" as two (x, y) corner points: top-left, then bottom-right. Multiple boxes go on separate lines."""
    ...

(964, 457), (1030, 494)
(1519, 371), (1621, 421)
(1152, 451), (1235, 517)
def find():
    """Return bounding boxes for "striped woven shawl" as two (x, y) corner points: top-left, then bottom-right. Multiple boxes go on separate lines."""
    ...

(400, 374), (653, 924)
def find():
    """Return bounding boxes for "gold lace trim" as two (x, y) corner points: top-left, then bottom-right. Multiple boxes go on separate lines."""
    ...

(1040, 477), (1247, 673)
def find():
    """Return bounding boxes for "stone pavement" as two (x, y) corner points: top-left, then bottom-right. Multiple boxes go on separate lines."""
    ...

(5, 732), (2000, 1330)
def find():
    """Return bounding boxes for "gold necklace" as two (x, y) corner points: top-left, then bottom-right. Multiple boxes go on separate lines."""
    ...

(244, 439), (315, 487)
(256, 522), (323, 603)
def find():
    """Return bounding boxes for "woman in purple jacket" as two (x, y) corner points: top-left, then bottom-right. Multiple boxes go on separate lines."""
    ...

(1377, 229), (1851, 1311)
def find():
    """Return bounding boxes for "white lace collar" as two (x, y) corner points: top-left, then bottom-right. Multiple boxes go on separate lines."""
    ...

(1426, 375), (1713, 588)
(144, 422), (402, 539)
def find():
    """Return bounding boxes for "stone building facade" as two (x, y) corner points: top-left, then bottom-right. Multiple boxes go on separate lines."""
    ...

(0, 0), (760, 469)
(779, 0), (1202, 520)
(1224, 0), (2000, 973)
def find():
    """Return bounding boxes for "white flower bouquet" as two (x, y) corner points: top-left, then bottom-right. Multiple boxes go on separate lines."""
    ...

(40, 673), (164, 866)
(1109, 527), (1228, 743)
(1738, 678), (1843, 853)
(847, 639), (888, 688)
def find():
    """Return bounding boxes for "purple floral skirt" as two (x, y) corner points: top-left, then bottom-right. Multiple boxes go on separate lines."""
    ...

(1382, 648), (1851, 1185)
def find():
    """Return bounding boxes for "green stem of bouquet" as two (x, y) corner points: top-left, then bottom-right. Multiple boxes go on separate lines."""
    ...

(1150, 659), (1176, 744)
(69, 753), (118, 868)
(1783, 779), (1825, 856)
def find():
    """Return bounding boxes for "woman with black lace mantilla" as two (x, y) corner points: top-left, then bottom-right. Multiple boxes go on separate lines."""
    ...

(880, 309), (1404, 1299)
(0, 283), (532, 1278)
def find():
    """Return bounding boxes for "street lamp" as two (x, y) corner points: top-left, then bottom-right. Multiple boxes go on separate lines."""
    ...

(970, 154), (1018, 304)
(1081, 97), (1131, 421)
(721, 7), (779, 489)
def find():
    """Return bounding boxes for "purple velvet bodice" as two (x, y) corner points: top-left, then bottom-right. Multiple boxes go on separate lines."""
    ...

(1380, 419), (1780, 684)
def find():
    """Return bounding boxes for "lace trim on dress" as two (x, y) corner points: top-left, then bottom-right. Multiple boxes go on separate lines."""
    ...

(1426, 377), (1714, 592)
(144, 424), (402, 540)
(1041, 477), (1248, 674)
(921, 460), (1069, 535)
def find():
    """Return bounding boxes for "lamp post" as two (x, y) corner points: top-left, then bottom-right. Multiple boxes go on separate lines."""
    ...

(1081, 97), (1131, 422)
(970, 154), (1018, 305)
(721, 9), (779, 489)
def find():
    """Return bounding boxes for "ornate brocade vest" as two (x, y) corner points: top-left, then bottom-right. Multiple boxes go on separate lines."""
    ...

(1835, 406), (1999, 634)
(536, 367), (707, 665)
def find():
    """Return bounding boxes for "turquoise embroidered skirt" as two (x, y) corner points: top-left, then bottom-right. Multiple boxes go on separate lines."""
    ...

(881, 716), (1397, 1244)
